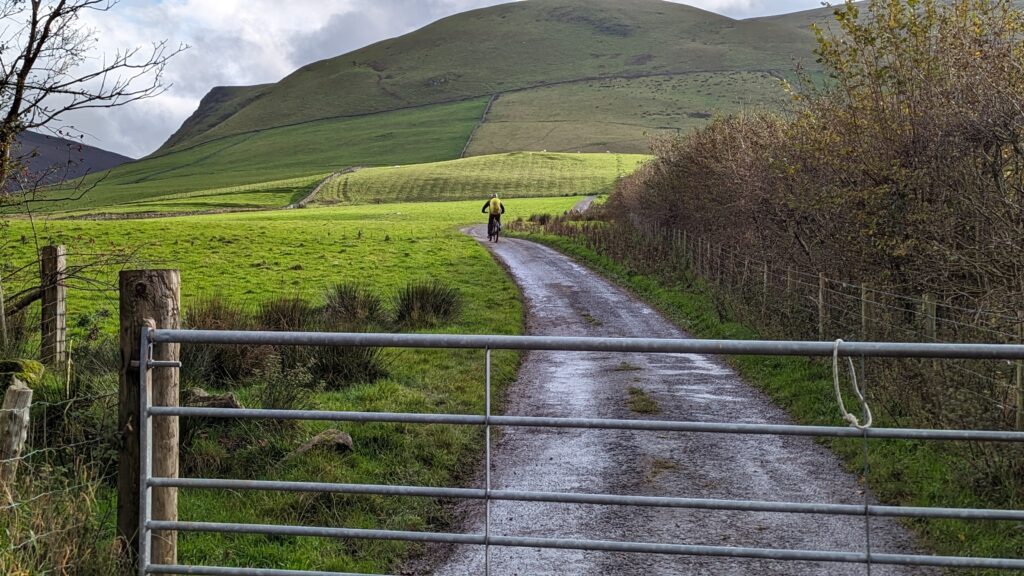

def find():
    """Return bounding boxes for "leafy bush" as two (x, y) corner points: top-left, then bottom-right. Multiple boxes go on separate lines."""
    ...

(393, 280), (463, 328)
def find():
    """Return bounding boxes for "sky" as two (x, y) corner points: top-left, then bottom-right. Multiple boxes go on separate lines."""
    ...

(62, 0), (830, 158)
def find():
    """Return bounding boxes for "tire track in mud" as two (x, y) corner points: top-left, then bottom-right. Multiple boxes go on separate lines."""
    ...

(414, 228), (930, 576)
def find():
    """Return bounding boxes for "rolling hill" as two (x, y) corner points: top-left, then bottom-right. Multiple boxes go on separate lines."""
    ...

(20, 0), (850, 214)
(162, 0), (821, 154)
(9, 131), (132, 189)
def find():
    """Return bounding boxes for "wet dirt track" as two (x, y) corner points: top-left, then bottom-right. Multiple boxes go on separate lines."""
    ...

(419, 226), (929, 576)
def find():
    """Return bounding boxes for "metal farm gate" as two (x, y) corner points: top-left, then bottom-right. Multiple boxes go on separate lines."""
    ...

(134, 329), (1024, 575)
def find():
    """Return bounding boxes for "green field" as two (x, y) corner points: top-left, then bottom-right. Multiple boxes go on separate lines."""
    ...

(316, 152), (650, 205)
(51, 174), (328, 218)
(20, 99), (487, 214)
(2, 196), (582, 572)
(467, 72), (790, 155)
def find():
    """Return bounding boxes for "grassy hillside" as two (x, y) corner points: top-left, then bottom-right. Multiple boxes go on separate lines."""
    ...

(3, 196), (581, 572)
(467, 71), (789, 155)
(316, 152), (650, 205)
(162, 0), (824, 152)
(22, 99), (486, 214)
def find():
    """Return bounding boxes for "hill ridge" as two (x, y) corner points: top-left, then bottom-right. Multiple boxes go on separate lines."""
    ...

(157, 0), (822, 153)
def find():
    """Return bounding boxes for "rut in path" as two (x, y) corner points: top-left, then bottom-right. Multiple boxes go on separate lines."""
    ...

(416, 228), (930, 576)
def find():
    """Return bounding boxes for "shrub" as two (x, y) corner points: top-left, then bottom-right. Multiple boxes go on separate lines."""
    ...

(393, 280), (463, 328)
(312, 343), (390, 390)
(324, 282), (384, 328)
(256, 295), (316, 332)
(181, 294), (269, 387)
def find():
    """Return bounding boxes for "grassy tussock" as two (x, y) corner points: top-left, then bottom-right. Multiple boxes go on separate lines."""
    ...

(393, 280), (463, 329)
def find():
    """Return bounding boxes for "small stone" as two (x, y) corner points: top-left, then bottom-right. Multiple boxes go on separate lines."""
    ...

(183, 387), (244, 410)
(284, 429), (354, 461)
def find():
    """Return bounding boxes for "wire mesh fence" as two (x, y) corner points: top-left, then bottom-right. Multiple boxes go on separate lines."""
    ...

(508, 213), (1024, 506)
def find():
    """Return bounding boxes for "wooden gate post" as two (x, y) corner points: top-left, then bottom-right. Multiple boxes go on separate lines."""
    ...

(40, 245), (67, 367)
(0, 378), (33, 497)
(117, 270), (180, 567)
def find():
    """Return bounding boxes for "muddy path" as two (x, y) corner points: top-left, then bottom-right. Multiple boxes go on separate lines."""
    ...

(415, 228), (928, 575)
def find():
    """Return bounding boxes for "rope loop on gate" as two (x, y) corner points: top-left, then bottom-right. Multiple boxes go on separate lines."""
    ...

(832, 339), (873, 430)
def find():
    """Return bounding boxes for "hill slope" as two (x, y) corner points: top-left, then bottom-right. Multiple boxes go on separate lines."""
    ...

(10, 131), (132, 189)
(161, 0), (822, 153)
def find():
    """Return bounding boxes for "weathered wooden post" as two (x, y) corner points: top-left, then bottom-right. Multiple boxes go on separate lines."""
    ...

(0, 270), (7, 350)
(762, 262), (769, 315)
(1017, 310), (1023, 431)
(922, 293), (937, 341)
(0, 378), (33, 495)
(118, 270), (180, 567)
(818, 273), (827, 340)
(860, 284), (871, 341)
(40, 245), (67, 367)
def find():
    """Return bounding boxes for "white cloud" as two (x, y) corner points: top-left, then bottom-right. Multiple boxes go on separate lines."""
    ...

(55, 0), (825, 157)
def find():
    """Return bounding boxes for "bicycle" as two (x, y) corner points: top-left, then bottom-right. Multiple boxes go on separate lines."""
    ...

(487, 215), (501, 242)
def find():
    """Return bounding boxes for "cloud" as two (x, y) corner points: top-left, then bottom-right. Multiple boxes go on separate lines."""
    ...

(56, 0), (825, 158)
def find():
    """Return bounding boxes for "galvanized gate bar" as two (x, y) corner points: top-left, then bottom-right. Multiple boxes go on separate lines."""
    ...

(148, 566), (390, 576)
(138, 329), (1024, 573)
(148, 406), (1024, 442)
(150, 329), (1024, 359)
(148, 520), (1024, 570)
(150, 477), (1024, 521)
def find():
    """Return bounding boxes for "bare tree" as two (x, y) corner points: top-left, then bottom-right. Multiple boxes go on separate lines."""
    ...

(0, 0), (186, 192)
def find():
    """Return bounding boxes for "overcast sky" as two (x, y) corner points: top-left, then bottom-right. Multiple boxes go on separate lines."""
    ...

(66, 0), (829, 158)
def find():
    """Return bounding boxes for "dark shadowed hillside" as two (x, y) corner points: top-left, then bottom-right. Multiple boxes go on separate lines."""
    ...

(10, 131), (132, 189)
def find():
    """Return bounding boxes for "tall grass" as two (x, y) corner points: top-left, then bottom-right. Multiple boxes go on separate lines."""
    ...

(393, 281), (463, 329)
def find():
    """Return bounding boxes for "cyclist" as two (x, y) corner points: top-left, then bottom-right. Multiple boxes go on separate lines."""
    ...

(481, 193), (505, 242)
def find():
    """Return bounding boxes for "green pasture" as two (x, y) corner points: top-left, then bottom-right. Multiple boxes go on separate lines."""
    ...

(467, 72), (790, 155)
(316, 152), (650, 205)
(2, 196), (581, 572)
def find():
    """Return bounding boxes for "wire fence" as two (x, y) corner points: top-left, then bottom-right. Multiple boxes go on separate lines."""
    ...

(2, 245), (124, 574)
(510, 213), (1024, 505)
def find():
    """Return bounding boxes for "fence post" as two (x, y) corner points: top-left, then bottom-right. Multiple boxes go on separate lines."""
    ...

(922, 293), (937, 341)
(762, 262), (769, 315)
(1017, 310), (1023, 431)
(40, 245), (67, 367)
(861, 284), (871, 341)
(118, 270), (180, 567)
(0, 378), (33, 496)
(818, 273), (827, 340)
(0, 270), (7, 350)
(716, 245), (723, 285)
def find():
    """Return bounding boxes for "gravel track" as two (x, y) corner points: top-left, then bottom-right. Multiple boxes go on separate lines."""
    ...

(415, 227), (928, 575)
